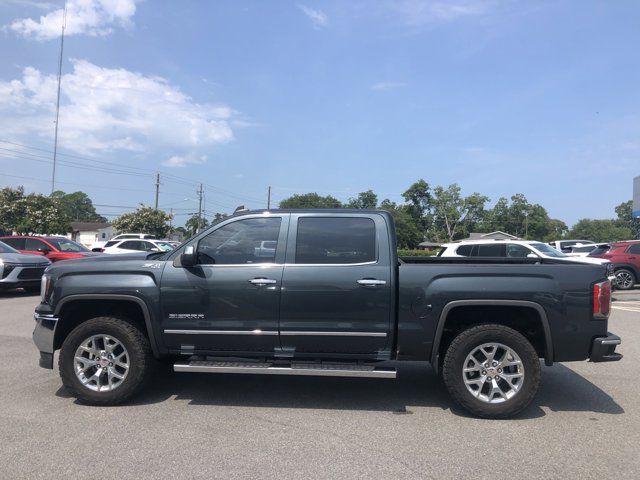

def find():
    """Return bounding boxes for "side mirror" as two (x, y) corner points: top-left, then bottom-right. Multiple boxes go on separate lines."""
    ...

(37, 247), (52, 254)
(176, 245), (197, 267)
(526, 253), (539, 259)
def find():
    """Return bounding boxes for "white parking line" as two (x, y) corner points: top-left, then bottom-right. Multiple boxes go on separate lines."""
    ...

(612, 305), (640, 313)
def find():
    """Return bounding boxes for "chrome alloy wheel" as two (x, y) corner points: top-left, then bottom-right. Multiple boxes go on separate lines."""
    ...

(73, 335), (130, 392)
(462, 342), (524, 404)
(616, 270), (635, 289)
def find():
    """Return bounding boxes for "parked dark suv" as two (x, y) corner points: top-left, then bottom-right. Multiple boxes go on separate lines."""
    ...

(590, 240), (640, 290)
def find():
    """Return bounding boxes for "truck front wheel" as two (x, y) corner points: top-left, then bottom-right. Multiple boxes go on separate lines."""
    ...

(442, 324), (541, 419)
(59, 316), (153, 405)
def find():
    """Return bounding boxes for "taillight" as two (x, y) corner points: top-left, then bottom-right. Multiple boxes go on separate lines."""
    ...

(593, 280), (611, 319)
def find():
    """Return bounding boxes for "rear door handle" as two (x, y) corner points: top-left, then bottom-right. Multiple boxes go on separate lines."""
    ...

(249, 278), (277, 285)
(357, 279), (387, 286)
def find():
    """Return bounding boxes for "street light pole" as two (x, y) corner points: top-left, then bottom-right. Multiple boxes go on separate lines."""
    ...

(51, 6), (67, 194)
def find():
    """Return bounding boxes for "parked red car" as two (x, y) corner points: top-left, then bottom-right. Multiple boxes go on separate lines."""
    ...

(589, 240), (640, 290)
(0, 236), (100, 262)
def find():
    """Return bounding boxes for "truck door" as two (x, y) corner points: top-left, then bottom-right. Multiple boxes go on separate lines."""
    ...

(279, 213), (393, 355)
(160, 214), (289, 354)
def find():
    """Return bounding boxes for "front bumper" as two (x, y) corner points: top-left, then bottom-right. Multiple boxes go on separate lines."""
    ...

(33, 313), (58, 369)
(589, 332), (622, 362)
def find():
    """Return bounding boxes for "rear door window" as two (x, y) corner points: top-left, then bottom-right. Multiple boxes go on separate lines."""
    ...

(476, 244), (506, 257)
(295, 217), (376, 264)
(25, 238), (47, 250)
(119, 241), (142, 250)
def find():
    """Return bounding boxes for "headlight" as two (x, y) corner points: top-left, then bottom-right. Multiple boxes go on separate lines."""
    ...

(40, 274), (53, 303)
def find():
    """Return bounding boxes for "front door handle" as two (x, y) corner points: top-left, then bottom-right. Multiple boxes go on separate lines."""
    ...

(357, 279), (387, 286)
(249, 277), (277, 285)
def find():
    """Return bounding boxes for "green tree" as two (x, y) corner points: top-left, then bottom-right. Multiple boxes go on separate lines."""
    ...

(279, 193), (342, 208)
(185, 214), (210, 235)
(212, 212), (228, 222)
(112, 206), (173, 238)
(0, 186), (70, 234)
(429, 184), (489, 242)
(17, 194), (70, 234)
(615, 200), (640, 239)
(380, 199), (422, 248)
(568, 219), (633, 243)
(346, 190), (378, 209)
(51, 190), (106, 222)
(401, 179), (432, 233)
(0, 186), (26, 233)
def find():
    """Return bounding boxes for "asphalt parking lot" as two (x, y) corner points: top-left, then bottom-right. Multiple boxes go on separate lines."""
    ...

(1, 290), (639, 480)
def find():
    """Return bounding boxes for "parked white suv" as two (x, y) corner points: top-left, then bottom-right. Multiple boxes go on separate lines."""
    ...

(438, 239), (615, 280)
(91, 233), (157, 251)
(100, 239), (175, 254)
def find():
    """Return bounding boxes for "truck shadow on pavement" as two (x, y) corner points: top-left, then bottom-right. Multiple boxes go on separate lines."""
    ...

(58, 361), (624, 419)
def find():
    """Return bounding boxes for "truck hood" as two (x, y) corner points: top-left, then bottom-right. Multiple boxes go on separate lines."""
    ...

(0, 252), (51, 265)
(54, 251), (150, 266)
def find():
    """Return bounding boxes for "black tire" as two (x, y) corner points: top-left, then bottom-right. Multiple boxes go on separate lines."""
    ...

(442, 324), (541, 419)
(59, 316), (153, 405)
(614, 268), (636, 290)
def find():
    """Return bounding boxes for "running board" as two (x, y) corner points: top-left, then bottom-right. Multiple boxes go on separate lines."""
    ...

(173, 360), (396, 378)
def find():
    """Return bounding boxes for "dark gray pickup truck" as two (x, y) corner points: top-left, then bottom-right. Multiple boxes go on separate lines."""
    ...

(33, 209), (621, 418)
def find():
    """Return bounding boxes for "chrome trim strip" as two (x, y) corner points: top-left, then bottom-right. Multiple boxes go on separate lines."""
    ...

(194, 261), (379, 267)
(280, 331), (387, 337)
(34, 313), (58, 323)
(283, 261), (377, 267)
(164, 329), (278, 335)
(174, 363), (396, 378)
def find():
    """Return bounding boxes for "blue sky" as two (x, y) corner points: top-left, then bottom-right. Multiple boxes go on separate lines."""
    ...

(0, 0), (639, 226)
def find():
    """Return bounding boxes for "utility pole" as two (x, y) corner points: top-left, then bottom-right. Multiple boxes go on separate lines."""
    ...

(267, 186), (271, 210)
(154, 172), (160, 209)
(196, 184), (204, 233)
(51, 6), (67, 194)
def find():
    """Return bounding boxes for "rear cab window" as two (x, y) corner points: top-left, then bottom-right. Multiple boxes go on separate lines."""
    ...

(294, 217), (376, 264)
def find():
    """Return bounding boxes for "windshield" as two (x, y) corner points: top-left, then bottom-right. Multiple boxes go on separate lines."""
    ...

(0, 240), (19, 254)
(46, 238), (90, 252)
(530, 242), (567, 258)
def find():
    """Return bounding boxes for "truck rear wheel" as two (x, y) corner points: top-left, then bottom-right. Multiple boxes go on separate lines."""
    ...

(442, 324), (541, 419)
(59, 316), (153, 405)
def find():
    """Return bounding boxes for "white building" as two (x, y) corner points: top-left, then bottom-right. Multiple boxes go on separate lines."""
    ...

(69, 222), (114, 247)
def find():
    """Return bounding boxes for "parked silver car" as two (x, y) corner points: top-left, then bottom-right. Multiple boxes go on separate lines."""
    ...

(0, 240), (50, 293)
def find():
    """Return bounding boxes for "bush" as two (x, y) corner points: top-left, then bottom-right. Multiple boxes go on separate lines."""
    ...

(397, 248), (437, 257)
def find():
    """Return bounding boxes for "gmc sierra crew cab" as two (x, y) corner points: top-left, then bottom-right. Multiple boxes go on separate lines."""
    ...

(33, 209), (622, 418)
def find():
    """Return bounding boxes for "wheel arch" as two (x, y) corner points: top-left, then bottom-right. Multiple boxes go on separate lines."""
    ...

(431, 300), (553, 375)
(53, 294), (160, 357)
(613, 264), (638, 278)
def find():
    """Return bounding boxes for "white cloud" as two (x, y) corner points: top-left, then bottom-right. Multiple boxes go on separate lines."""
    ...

(370, 81), (407, 91)
(0, 59), (235, 163)
(8, 0), (139, 40)
(298, 4), (328, 29)
(162, 154), (208, 168)
(389, 0), (491, 27)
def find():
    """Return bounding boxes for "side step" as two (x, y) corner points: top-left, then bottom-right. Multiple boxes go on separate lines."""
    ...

(173, 359), (396, 378)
